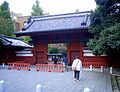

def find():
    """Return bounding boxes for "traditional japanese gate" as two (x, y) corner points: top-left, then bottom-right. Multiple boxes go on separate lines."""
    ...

(15, 11), (110, 66)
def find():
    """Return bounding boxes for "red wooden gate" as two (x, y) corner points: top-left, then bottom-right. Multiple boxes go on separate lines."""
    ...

(36, 51), (44, 64)
(70, 51), (80, 64)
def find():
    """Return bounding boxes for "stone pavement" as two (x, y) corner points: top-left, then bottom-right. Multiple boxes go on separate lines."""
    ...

(0, 66), (112, 92)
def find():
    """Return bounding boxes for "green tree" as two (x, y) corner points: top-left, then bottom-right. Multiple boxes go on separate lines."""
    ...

(31, 0), (43, 16)
(23, 36), (31, 43)
(100, 23), (120, 56)
(0, 17), (14, 36)
(48, 45), (59, 54)
(88, 0), (120, 57)
(0, 1), (11, 19)
(0, 1), (15, 36)
(61, 48), (66, 57)
(50, 47), (59, 54)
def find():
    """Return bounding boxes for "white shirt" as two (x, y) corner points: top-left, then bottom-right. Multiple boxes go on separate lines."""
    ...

(72, 58), (82, 71)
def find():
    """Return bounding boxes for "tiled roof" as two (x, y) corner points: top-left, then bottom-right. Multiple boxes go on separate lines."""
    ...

(15, 11), (91, 35)
(0, 35), (33, 48)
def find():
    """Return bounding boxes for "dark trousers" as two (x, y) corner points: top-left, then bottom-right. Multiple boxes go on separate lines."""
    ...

(74, 70), (80, 80)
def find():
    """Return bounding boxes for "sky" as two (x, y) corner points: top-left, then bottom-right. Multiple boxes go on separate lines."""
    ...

(0, 0), (96, 16)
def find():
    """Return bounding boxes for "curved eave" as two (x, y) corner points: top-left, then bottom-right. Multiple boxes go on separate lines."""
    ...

(14, 27), (88, 36)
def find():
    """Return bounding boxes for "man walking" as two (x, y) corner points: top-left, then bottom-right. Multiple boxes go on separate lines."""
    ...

(72, 56), (82, 81)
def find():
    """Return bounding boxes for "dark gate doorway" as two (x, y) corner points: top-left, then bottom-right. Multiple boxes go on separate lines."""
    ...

(36, 51), (44, 64)
(47, 43), (67, 64)
(70, 51), (80, 64)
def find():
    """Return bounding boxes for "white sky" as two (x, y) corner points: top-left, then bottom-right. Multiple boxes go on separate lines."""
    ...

(0, 0), (96, 16)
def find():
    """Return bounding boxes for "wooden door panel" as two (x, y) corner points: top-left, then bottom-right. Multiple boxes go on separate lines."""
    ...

(70, 51), (80, 64)
(36, 51), (44, 64)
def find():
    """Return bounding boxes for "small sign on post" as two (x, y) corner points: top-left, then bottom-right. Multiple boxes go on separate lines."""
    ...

(2, 63), (5, 68)
(90, 65), (92, 71)
(110, 67), (112, 74)
(36, 84), (42, 92)
(101, 66), (103, 72)
(0, 80), (5, 92)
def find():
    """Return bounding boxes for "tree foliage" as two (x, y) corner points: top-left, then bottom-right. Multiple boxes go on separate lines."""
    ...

(0, 17), (14, 36)
(0, 1), (11, 19)
(22, 36), (31, 43)
(0, 1), (15, 36)
(88, 0), (120, 56)
(48, 44), (66, 56)
(100, 23), (120, 56)
(31, 0), (43, 16)
(48, 45), (59, 54)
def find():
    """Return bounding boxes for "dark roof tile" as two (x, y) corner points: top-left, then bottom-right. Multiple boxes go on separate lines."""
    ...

(0, 35), (33, 48)
(15, 11), (91, 35)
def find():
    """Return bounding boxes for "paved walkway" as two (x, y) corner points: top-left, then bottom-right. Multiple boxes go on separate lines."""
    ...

(0, 66), (112, 92)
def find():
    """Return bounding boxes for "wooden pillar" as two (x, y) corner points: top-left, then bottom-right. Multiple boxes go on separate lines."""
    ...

(66, 41), (84, 65)
(33, 47), (36, 64)
(66, 43), (70, 65)
(80, 44), (84, 62)
(34, 43), (47, 64)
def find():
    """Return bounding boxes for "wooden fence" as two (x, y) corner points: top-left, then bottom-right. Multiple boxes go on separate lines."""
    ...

(82, 62), (109, 68)
(36, 64), (64, 72)
(7, 61), (109, 72)
(8, 63), (30, 71)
